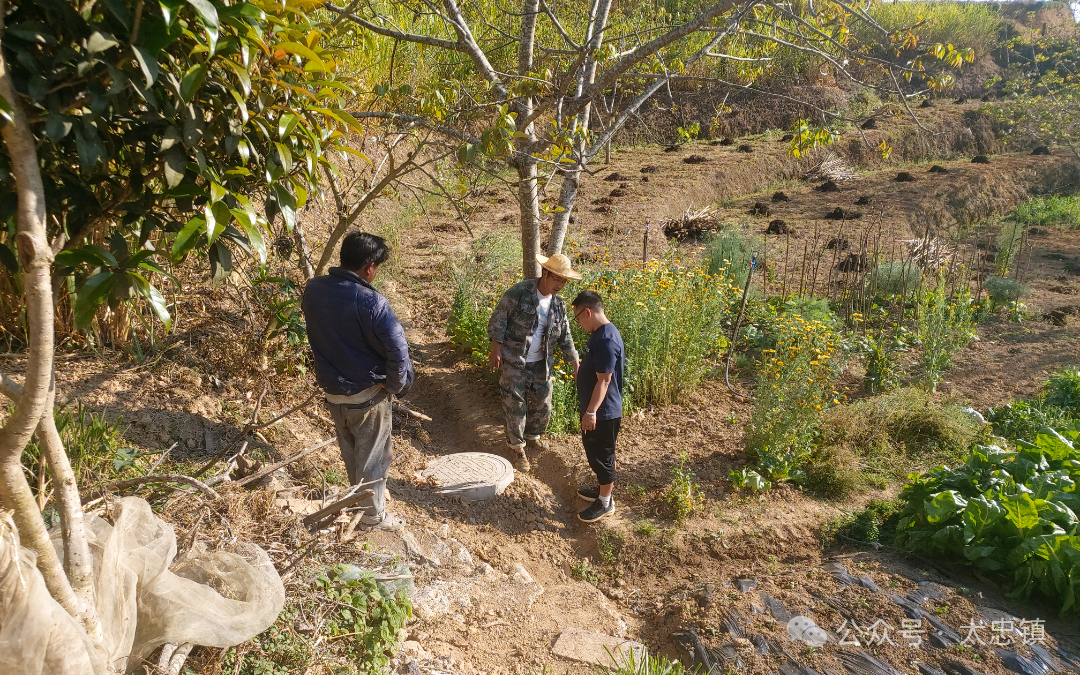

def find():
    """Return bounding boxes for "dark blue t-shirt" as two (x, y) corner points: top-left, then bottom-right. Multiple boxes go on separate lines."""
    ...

(577, 322), (624, 421)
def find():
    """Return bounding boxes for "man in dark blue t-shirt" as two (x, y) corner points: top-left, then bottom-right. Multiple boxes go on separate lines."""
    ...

(571, 290), (624, 522)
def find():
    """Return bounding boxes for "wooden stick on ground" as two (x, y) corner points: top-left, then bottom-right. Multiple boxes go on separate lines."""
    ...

(108, 475), (219, 500)
(302, 481), (382, 529)
(234, 437), (337, 487)
(392, 403), (432, 422)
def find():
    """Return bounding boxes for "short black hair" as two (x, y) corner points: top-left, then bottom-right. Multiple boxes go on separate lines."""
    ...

(572, 290), (604, 313)
(340, 231), (389, 270)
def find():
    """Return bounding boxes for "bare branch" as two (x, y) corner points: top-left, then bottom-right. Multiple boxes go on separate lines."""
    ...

(539, 0), (580, 50)
(324, 3), (464, 51)
(107, 474), (220, 499)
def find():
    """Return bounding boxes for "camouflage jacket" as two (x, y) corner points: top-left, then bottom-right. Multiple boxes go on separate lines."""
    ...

(487, 279), (578, 374)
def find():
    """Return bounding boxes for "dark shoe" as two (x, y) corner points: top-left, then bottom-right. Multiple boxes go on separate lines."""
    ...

(577, 486), (599, 502)
(578, 498), (614, 523)
(512, 449), (531, 473)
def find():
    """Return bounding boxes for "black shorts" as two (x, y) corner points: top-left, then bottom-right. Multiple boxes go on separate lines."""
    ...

(582, 417), (620, 485)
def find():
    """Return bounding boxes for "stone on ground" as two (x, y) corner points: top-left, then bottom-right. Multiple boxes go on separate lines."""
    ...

(552, 628), (645, 667)
(420, 452), (513, 500)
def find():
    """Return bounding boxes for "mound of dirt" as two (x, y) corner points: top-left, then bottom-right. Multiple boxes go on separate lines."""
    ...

(1032, 146), (1051, 156)
(604, 172), (629, 181)
(929, 165), (948, 173)
(894, 172), (916, 182)
(815, 180), (841, 192)
(593, 197), (614, 205)
(640, 165), (660, 173)
(609, 189), (628, 197)
(826, 236), (850, 251)
(683, 155), (708, 165)
(854, 195), (872, 205)
(766, 219), (792, 235)
(972, 155), (991, 164)
(737, 144), (753, 153)
(919, 98), (933, 108)
(772, 191), (790, 202)
(594, 205), (613, 214)
(825, 207), (862, 220)
(719, 137), (735, 146)
(749, 202), (770, 216)
(664, 145), (682, 152)
(954, 96), (968, 104)
(860, 118), (877, 130)
(780, 134), (794, 142)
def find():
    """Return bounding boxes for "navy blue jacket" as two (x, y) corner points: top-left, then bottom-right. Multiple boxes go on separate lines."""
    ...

(302, 267), (415, 397)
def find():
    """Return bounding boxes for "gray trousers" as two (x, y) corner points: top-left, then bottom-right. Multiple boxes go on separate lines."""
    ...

(327, 391), (392, 517)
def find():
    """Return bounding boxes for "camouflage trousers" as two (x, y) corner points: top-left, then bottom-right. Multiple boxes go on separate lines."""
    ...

(499, 361), (552, 449)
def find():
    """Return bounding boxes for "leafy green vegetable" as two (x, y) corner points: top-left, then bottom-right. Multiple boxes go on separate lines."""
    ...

(894, 424), (1080, 615)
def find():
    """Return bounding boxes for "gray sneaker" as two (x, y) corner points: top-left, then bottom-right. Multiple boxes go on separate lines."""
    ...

(361, 513), (407, 531)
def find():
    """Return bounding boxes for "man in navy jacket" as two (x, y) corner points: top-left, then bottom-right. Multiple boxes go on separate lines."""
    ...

(302, 231), (414, 531)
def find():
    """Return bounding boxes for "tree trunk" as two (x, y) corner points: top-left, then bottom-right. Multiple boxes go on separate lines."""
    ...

(0, 45), (83, 622)
(36, 382), (102, 640)
(548, 172), (578, 255)
(517, 158), (542, 279)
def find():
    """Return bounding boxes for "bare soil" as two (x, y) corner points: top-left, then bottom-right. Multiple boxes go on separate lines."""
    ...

(8, 111), (1080, 674)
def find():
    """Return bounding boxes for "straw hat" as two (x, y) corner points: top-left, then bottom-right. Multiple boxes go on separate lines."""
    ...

(536, 253), (582, 280)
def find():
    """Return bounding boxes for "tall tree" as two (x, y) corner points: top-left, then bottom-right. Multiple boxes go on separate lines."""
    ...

(0, 0), (362, 654)
(328, 0), (971, 276)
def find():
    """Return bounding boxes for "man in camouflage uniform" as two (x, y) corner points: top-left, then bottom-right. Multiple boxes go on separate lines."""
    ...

(488, 253), (581, 471)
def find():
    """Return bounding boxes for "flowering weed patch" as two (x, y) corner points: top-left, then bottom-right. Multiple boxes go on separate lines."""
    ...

(586, 260), (742, 406)
(447, 257), (743, 434)
(746, 308), (842, 482)
(917, 277), (977, 393)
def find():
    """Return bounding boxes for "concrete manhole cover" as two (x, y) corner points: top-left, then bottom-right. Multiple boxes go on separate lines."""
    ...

(420, 452), (514, 500)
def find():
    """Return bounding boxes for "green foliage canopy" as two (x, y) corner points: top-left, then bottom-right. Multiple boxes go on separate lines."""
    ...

(0, 0), (361, 328)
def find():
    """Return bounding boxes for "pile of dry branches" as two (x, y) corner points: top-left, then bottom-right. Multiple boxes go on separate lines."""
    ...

(804, 153), (855, 182)
(662, 206), (722, 239)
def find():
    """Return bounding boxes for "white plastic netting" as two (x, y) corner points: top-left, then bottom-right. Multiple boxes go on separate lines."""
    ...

(0, 496), (285, 674)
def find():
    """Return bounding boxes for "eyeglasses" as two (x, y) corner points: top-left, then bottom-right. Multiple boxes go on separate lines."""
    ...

(574, 308), (589, 321)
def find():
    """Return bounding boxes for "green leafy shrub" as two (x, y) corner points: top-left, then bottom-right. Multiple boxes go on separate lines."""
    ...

(987, 400), (1073, 443)
(665, 452), (704, 524)
(1045, 366), (1080, 415)
(917, 277), (977, 393)
(746, 311), (840, 482)
(704, 227), (753, 284)
(984, 276), (1031, 307)
(859, 331), (905, 394)
(894, 426), (1080, 615)
(868, 260), (922, 299)
(315, 565), (412, 672)
(987, 367), (1080, 440)
(1010, 194), (1080, 230)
